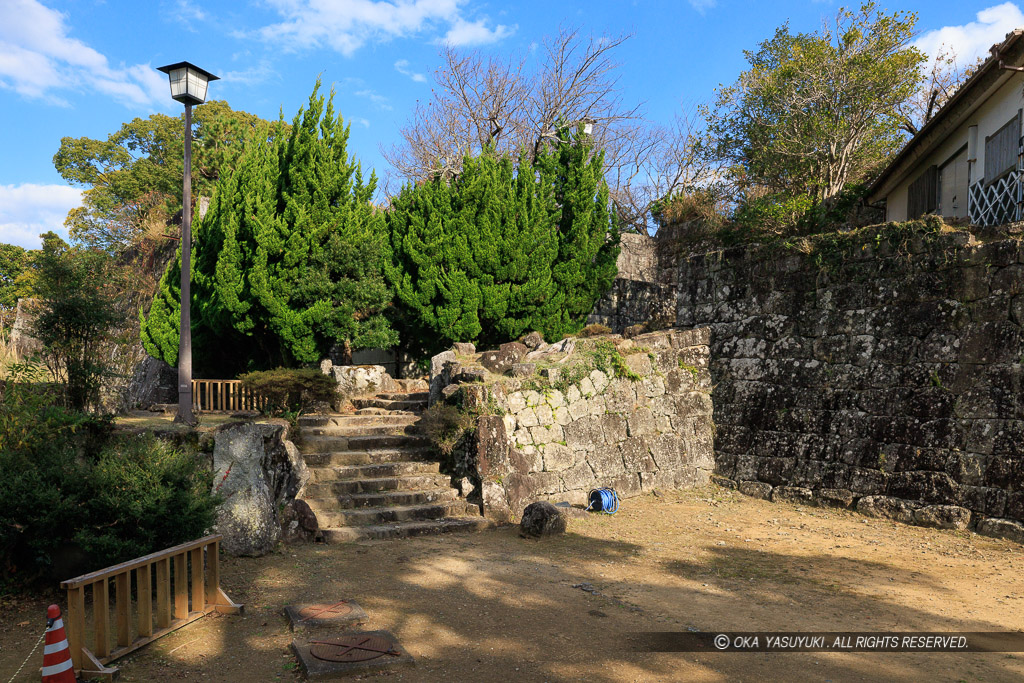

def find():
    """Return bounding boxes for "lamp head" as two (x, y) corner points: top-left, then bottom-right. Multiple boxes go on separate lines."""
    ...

(156, 61), (219, 105)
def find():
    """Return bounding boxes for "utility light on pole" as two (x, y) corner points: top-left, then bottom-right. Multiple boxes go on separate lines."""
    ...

(156, 61), (219, 425)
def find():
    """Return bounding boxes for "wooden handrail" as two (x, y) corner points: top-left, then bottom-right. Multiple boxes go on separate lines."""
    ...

(60, 534), (242, 681)
(61, 535), (216, 589)
(191, 379), (266, 413)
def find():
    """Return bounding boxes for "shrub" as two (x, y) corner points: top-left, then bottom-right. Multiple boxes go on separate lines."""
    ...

(651, 189), (728, 238)
(75, 434), (218, 565)
(239, 367), (336, 417)
(419, 402), (476, 456)
(0, 363), (218, 587)
(577, 323), (612, 338)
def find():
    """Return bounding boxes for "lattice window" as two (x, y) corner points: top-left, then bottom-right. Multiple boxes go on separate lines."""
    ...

(968, 172), (1021, 226)
(968, 133), (1024, 227)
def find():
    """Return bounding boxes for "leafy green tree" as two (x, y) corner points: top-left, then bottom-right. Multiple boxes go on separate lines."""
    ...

(29, 233), (121, 411)
(53, 101), (278, 254)
(141, 83), (396, 376)
(706, 2), (924, 212)
(386, 127), (618, 355)
(0, 244), (32, 335)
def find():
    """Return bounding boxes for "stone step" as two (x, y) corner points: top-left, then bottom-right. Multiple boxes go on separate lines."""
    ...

(354, 407), (415, 416)
(305, 487), (459, 510)
(306, 461), (441, 483)
(311, 500), (477, 527)
(351, 398), (428, 412)
(299, 434), (431, 453)
(298, 414), (419, 427)
(376, 392), (429, 402)
(302, 448), (434, 467)
(304, 474), (451, 497)
(300, 423), (422, 438)
(320, 516), (490, 543)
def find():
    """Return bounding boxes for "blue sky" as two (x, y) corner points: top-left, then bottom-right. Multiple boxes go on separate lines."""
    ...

(1, 0), (1022, 248)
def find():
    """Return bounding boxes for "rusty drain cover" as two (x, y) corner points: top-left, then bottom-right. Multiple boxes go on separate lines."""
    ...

(296, 601), (355, 622)
(310, 635), (400, 662)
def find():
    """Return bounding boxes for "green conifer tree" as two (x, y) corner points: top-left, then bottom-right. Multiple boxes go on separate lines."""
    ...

(385, 130), (617, 355)
(536, 126), (620, 339)
(141, 82), (395, 375)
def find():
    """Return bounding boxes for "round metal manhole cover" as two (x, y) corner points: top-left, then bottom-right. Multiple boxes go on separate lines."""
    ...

(297, 602), (355, 622)
(310, 636), (399, 662)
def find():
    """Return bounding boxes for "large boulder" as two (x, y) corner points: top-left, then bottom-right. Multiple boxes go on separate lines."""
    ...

(913, 504), (970, 530)
(524, 337), (576, 361)
(521, 331), (545, 350)
(126, 355), (178, 410)
(324, 362), (396, 397)
(977, 518), (1024, 543)
(429, 350), (457, 404)
(480, 342), (528, 375)
(519, 501), (567, 538)
(212, 421), (309, 556)
(856, 495), (922, 524)
(280, 499), (321, 543)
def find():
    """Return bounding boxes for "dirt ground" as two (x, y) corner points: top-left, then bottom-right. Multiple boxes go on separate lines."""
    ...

(2, 486), (1022, 683)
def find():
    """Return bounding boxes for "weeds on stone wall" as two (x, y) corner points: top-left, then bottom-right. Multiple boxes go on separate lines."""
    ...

(522, 339), (643, 395)
(773, 215), (951, 273)
(419, 403), (477, 456)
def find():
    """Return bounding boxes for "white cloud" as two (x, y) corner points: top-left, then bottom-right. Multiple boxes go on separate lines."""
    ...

(394, 59), (426, 82)
(0, 0), (165, 107)
(915, 3), (1024, 66)
(687, 0), (716, 14)
(174, 0), (207, 23)
(353, 117), (371, 128)
(440, 18), (515, 47)
(252, 0), (513, 55)
(0, 183), (82, 249)
(354, 89), (393, 111)
(221, 59), (279, 86)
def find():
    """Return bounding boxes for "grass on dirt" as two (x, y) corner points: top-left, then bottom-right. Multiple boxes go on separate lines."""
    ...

(1, 486), (1021, 683)
(114, 410), (264, 433)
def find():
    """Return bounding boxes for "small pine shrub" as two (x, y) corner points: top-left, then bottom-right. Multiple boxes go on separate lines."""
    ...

(239, 367), (337, 417)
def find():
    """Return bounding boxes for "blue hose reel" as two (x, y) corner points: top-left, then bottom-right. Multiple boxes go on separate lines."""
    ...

(586, 487), (620, 514)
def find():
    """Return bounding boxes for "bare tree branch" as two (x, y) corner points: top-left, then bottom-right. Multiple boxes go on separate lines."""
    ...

(383, 26), (702, 233)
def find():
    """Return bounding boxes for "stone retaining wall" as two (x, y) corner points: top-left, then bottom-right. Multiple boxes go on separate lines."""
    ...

(431, 329), (715, 522)
(596, 222), (1024, 542)
(589, 232), (674, 332)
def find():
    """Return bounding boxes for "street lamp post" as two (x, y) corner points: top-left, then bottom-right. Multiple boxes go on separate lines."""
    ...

(156, 61), (219, 425)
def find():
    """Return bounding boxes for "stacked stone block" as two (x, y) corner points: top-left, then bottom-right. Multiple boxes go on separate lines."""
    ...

(662, 229), (1024, 541)
(437, 329), (715, 522)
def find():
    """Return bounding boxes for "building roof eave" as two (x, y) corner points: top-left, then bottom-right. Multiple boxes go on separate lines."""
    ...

(867, 29), (1024, 204)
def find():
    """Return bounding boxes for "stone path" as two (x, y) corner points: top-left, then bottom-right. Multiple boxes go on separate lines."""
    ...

(296, 389), (488, 542)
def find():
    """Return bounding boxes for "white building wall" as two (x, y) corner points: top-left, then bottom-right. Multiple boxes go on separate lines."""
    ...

(886, 74), (1024, 222)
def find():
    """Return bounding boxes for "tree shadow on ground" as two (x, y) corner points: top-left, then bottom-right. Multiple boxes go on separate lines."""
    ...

(83, 522), (1024, 683)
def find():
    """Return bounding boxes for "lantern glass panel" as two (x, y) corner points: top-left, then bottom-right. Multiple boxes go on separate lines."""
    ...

(169, 67), (188, 99)
(186, 69), (208, 102)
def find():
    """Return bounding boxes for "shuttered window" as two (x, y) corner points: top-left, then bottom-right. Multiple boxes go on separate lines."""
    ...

(984, 112), (1021, 185)
(907, 165), (937, 218)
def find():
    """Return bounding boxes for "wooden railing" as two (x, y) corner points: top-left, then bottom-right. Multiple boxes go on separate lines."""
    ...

(192, 379), (265, 412)
(60, 534), (242, 681)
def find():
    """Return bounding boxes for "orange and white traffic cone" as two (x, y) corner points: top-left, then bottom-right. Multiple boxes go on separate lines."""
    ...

(41, 604), (76, 682)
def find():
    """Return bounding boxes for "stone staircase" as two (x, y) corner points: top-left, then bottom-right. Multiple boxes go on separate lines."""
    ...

(296, 390), (488, 542)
